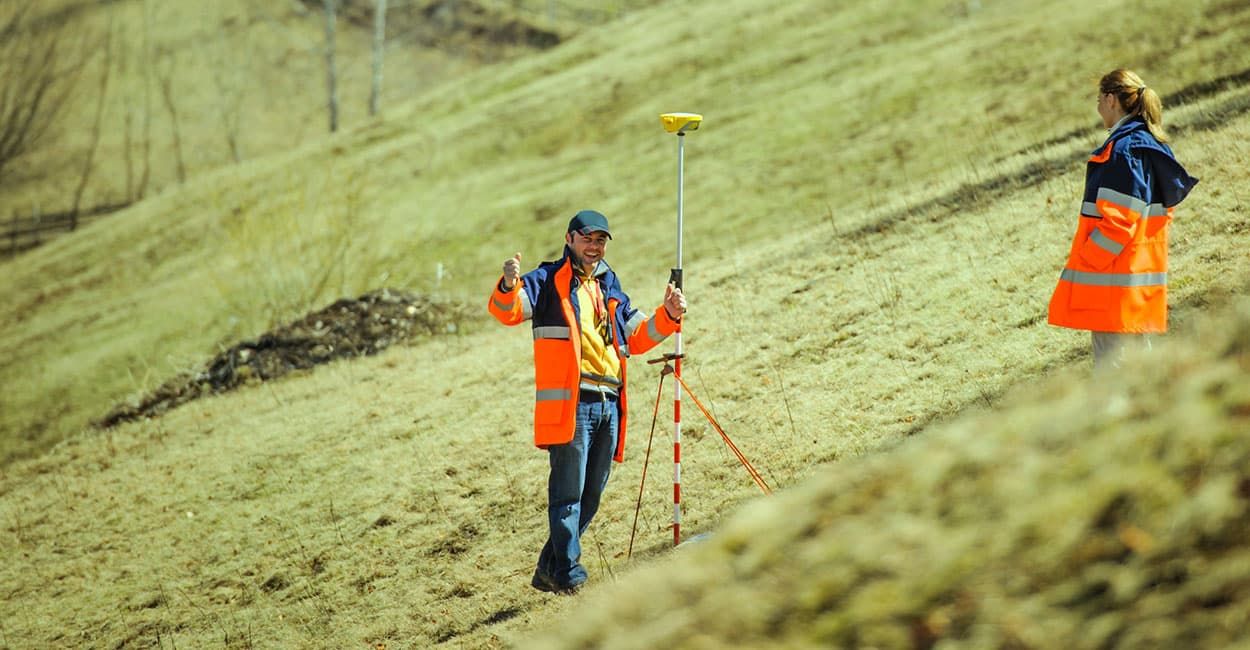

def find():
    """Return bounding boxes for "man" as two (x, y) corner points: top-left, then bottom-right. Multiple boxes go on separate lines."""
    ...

(488, 209), (686, 594)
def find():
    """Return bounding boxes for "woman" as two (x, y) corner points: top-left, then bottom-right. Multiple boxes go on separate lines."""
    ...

(1048, 69), (1199, 369)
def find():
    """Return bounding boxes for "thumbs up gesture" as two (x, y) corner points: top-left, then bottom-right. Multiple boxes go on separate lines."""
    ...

(663, 283), (686, 320)
(502, 253), (522, 290)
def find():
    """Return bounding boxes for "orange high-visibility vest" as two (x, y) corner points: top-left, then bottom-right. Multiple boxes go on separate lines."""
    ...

(489, 251), (679, 461)
(1048, 119), (1197, 333)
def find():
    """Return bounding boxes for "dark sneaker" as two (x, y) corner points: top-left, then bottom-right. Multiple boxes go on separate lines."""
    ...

(531, 570), (582, 595)
(530, 570), (558, 593)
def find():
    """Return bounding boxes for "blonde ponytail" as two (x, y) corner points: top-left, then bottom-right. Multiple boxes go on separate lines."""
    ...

(1100, 69), (1168, 143)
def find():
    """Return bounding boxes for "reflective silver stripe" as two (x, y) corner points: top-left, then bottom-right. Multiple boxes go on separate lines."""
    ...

(1096, 187), (1146, 217)
(624, 311), (646, 336)
(492, 298), (514, 312)
(1089, 230), (1124, 256)
(1060, 269), (1166, 287)
(1144, 203), (1167, 218)
(536, 388), (572, 402)
(646, 317), (665, 344)
(533, 326), (571, 340)
(580, 372), (622, 387)
(521, 293), (533, 320)
(1081, 201), (1101, 218)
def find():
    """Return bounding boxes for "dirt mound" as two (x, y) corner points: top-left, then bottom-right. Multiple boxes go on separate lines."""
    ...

(96, 289), (473, 428)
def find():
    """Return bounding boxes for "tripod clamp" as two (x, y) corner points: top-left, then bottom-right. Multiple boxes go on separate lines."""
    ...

(647, 352), (685, 376)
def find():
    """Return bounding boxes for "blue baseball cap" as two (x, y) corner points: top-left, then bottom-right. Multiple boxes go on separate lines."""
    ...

(567, 210), (612, 239)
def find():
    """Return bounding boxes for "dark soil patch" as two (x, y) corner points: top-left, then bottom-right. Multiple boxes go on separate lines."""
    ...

(95, 288), (473, 428)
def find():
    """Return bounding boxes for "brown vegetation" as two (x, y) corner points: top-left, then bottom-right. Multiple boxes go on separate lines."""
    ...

(96, 288), (472, 428)
(321, 0), (564, 58)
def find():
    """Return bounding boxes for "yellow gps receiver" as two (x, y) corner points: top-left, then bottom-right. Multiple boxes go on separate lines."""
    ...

(660, 112), (702, 134)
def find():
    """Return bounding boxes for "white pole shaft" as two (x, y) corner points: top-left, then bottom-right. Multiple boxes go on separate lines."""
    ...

(676, 133), (684, 269)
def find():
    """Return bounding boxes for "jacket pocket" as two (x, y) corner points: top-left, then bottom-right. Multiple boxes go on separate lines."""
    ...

(1069, 284), (1111, 311)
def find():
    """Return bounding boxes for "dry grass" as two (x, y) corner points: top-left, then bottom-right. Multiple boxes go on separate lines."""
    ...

(2, 0), (658, 227)
(5, 0), (1250, 464)
(1, 1), (463, 216)
(2, 0), (1250, 647)
(525, 296), (1250, 649)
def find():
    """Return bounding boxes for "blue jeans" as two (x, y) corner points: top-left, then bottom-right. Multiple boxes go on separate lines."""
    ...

(534, 395), (619, 589)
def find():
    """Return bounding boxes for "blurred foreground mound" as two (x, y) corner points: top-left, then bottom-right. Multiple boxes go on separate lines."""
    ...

(97, 289), (471, 428)
(530, 297), (1250, 649)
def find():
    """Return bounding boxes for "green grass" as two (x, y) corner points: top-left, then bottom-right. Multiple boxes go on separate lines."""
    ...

(526, 296), (1250, 649)
(2, 0), (1250, 647)
(6, 0), (1250, 464)
(3, 0), (651, 231)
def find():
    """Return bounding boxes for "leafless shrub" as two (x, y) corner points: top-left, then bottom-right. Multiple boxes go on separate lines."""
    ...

(69, 12), (113, 226)
(0, 2), (87, 185)
(154, 47), (187, 184)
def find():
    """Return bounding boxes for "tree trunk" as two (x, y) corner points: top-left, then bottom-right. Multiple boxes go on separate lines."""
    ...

(156, 52), (187, 184)
(137, 0), (153, 198)
(369, 0), (386, 117)
(71, 16), (113, 228)
(0, 2), (84, 184)
(324, 0), (339, 133)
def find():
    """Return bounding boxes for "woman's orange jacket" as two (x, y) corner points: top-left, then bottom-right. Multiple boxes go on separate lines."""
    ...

(1048, 118), (1197, 333)
(488, 249), (679, 462)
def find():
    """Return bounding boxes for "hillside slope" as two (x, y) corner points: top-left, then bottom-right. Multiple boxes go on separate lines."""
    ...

(526, 296), (1250, 650)
(3, 0), (1249, 463)
(1, 0), (1250, 647)
(1, 0), (650, 253)
(1, 0), (468, 221)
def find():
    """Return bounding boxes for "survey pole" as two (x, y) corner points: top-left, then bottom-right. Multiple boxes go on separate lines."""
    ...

(659, 112), (701, 546)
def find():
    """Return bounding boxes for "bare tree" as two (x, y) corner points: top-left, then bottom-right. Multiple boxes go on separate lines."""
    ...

(369, 0), (387, 117)
(0, 2), (84, 184)
(323, 0), (339, 132)
(136, 0), (154, 198)
(155, 48), (187, 184)
(119, 28), (134, 199)
(120, 2), (160, 199)
(208, 30), (246, 164)
(70, 13), (113, 228)
(202, 3), (259, 164)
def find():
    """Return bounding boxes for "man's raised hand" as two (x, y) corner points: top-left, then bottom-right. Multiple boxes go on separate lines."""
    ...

(502, 253), (522, 290)
(663, 283), (686, 320)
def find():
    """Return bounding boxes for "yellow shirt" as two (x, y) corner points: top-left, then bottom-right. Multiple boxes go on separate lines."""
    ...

(575, 271), (622, 390)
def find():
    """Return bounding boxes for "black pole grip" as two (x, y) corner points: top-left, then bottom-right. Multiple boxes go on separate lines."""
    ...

(669, 268), (683, 290)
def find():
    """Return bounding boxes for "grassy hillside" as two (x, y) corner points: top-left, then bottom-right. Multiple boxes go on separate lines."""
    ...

(2, 0), (1250, 647)
(0, 0), (657, 462)
(526, 295), (1250, 650)
(0, 0), (651, 246)
(4, 0), (1249, 464)
(1, 0), (457, 218)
